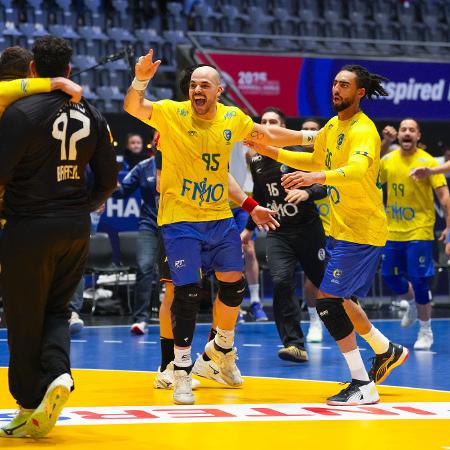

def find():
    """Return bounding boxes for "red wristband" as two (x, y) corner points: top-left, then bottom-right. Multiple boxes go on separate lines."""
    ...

(241, 196), (259, 213)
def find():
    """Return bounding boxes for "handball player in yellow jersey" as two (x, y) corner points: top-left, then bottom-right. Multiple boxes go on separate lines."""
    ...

(380, 119), (450, 350)
(247, 65), (409, 406)
(124, 49), (315, 405)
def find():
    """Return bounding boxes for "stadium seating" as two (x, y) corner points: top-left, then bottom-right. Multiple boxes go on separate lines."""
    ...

(1, 0), (449, 113)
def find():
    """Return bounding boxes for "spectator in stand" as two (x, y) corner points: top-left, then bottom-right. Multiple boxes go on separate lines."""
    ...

(122, 133), (148, 171)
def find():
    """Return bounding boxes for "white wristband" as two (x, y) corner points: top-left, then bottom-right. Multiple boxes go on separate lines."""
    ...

(300, 130), (317, 145)
(131, 77), (149, 91)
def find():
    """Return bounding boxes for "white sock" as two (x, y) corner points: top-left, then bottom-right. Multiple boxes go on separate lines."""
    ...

(215, 327), (234, 350)
(342, 348), (370, 382)
(419, 319), (431, 330)
(308, 307), (320, 323)
(360, 326), (390, 355)
(174, 347), (192, 369)
(249, 284), (261, 304)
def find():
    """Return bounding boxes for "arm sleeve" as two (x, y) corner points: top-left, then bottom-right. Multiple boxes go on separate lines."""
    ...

(115, 165), (140, 198)
(88, 117), (119, 211)
(144, 100), (173, 136)
(0, 78), (51, 109)
(324, 153), (370, 186)
(245, 162), (265, 231)
(304, 183), (327, 200)
(428, 158), (447, 189)
(0, 106), (31, 184)
(277, 148), (323, 171)
(234, 108), (255, 142)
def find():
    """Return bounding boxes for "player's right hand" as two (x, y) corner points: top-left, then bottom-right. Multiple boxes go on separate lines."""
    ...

(382, 125), (397, 143)
(135, 49), (161, 81)
(410, 166), (431, 180)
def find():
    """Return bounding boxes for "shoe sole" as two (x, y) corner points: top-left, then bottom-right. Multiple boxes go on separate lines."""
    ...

(130, 327), (145, 335)
(278, 352), (308, 363)
(327, 398), (380, 406)
(192, 367), (227, 385)
(375, 347), (409, 385)
(27, 385), (70, 438)
(173, 396), (195, 405)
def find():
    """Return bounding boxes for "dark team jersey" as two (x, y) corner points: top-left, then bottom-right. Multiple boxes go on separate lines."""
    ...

(0, 91), (117, 218)
(247, 153), (327, 231)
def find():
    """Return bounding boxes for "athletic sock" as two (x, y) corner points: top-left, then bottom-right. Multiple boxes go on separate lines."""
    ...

(360, 326), (390, 355)
(249, 284), (261, 304)
(308, 307), (320, 324)
(419, 319), (431, 330)
(202, 328), (217, 361)
(342, 348), (370, 382)
(160, 337), (175, 372)
(214, 327), (234, 353)
(174, 347), (192, 373)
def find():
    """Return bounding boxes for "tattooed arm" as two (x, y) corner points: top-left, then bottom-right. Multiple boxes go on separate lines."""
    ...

(245, 123), (317, 149)
(123, 49), (161, 121)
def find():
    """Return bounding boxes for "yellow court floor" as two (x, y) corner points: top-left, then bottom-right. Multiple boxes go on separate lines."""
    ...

(0, 368), (449, 450)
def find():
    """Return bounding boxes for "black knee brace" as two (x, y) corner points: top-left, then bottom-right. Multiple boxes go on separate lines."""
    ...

(218, 277), (246, 307)
(171, 283), (202, 347)
(316, 297), (353, 341)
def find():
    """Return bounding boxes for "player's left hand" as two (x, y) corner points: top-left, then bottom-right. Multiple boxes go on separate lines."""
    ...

(250, 205), (280, 231)
(281, 171), (325, 189)
(410, 167), (431, 180)
(284, 189), (309, 204)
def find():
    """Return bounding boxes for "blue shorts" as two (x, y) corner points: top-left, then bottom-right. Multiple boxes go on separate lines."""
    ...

(381, 240), (435, 278)
(161, 218), (244, 286)
(320, 238), (382, 299)
(232, 207), (256, 240)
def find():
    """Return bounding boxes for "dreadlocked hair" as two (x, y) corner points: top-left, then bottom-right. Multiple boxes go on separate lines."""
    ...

(341, 64), (389, 100)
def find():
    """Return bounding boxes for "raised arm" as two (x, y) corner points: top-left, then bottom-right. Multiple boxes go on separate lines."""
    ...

(124, 49), (161, 122)
(245, 123), (317, 148)
(411, 160), (450, 180)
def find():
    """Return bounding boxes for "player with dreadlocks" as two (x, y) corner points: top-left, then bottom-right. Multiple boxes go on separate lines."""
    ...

(246, 65), (409, 405)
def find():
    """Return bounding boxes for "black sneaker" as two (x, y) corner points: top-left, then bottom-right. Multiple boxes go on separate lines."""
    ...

(368, 342), (409, 384)
(327, 379), (379, 406)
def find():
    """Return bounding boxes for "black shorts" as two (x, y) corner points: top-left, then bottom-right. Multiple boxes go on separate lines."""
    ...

(157, 231), (172, 283)
(266, 217), (326, 288)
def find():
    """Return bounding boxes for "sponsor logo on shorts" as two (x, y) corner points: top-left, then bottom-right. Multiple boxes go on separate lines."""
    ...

(174, 260), (186, 269)
(331, 269), (343, 284)
(419, 256), (426, 264)
(318, 248), (326, 261)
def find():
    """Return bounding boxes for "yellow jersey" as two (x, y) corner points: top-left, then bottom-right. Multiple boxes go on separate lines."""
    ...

(315, 197), (330, 235)
(0, 78), (51, 117)
(314, 111), (387, 246)
(380, 148), (447, 241)
(145, 100), (254, 225)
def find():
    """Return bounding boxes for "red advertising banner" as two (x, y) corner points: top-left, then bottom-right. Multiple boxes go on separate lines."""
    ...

(196, 52), (303, 116)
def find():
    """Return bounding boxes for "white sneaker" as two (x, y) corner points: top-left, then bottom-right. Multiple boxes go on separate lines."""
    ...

(154, 362), (200, 389)
(306, 321), (323, 343)
(204, 340), (243, 387)
(414, 328), (434, 350)
(401, 302), (417, 328)
(192, 354), (227, 384)
(130, 322), (147, 335)
(27, 373), (73, 438)
(69, 312), (84, 335)
(173, 370), (195, 405)
(327, 380), (379, 406)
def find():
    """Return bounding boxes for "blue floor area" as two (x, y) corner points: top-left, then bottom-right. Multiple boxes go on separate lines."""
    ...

(0, 319), (449, 391)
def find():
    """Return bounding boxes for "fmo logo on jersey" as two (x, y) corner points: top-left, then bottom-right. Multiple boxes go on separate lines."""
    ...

(181, 177), (224, 205)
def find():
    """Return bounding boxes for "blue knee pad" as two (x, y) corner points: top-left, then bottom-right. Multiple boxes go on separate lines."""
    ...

(410, 277), (431, 305)
(383, 274), (409, 296)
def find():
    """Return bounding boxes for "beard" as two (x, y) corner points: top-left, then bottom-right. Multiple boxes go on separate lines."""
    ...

(332, 98), (352, 112)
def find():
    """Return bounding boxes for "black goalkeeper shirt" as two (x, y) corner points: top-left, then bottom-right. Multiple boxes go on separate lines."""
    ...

(0, 91), (117, 218)
(247, 153), (327, 231)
